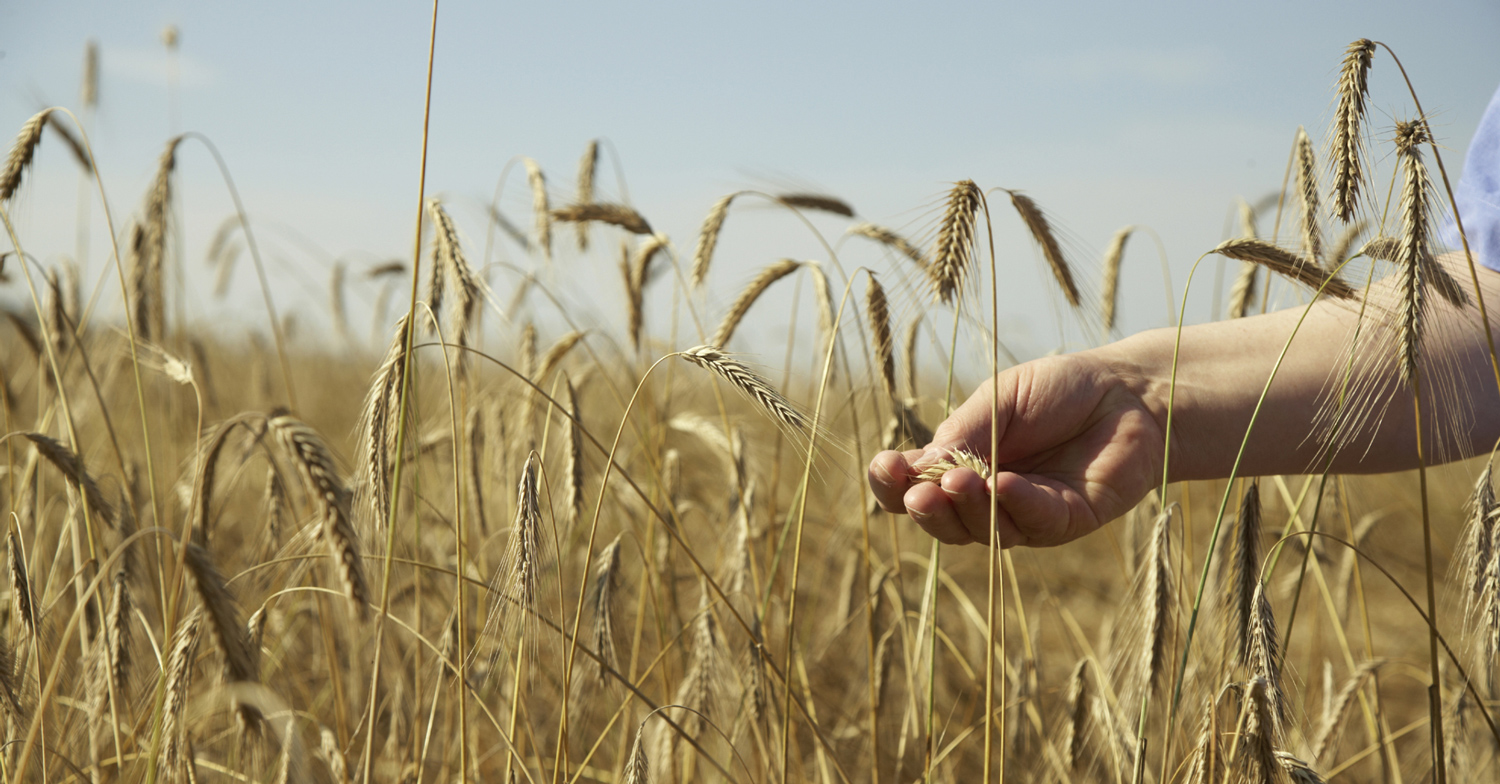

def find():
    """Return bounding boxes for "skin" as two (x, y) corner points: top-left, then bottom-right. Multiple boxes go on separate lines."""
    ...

(869, 254), (1500, 549)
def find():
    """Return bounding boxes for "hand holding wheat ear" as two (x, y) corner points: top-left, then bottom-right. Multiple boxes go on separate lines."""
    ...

(869, 350), (1167, 548)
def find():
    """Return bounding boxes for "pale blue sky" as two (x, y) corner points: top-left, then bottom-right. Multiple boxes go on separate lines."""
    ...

(2, 0), (1498, 362)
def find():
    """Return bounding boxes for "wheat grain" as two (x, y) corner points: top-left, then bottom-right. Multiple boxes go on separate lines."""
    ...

(1009, 190), (1081, 307)
(1332, 39), (1376, 223)
(711, 258), (801, 347)
(914, 448), (989, 483)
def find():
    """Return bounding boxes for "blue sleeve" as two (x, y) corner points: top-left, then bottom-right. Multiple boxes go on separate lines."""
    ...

(1440, 83), (1500, 272)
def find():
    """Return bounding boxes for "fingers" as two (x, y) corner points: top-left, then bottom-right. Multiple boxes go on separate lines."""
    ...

(902, 480), (978, 545)
(868, 449), (923, 513)
(902, 469), (1080, 549)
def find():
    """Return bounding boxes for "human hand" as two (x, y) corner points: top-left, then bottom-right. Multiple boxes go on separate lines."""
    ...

(867, 351), (1167, 548)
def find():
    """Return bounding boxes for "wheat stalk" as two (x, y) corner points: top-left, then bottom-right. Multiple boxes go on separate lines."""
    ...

(928, 180), (982, 305)
(1209, 239), (1357, 300)
(1331, 39), (1376, 223)
(1008, 190), (1081, 307)
(551, 203), (652, 235)
(710, 258), (801, 347)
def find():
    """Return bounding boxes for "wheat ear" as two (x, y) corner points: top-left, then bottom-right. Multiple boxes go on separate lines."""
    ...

(576, 139), (598, 251)
(679, 346), (810, 432)
(270, 412), (368, 618)
(524, 157), (552, 260)
(1311, 659), (1383, 762)
(1008, 190), (1081, 307)
(23, 432), (116, 527)
(1247, 580), (1286, 727)
(1210, 239), (1356, 300)
(848, 222), (924, 268)
(1101, 225), (1133, 332)
(564, 378), (585, 533)
(551, 203), (652, 235)
(0, 109), (53, 203)
(1295, 127), (1325, 265)
(691, 193), (738, 288)
(776, 192), (854, 217)
(1332, 39), (1376, 223)
(711, 258), (801, 347)
(928, 180), (982, 304)
(1228, 481), (1262, 667)
(162, 610), (202, 780)
(866, 275), (896, 401)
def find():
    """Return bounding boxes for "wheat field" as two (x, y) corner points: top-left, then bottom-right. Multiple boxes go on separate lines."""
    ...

(0, 31), (1496, 784)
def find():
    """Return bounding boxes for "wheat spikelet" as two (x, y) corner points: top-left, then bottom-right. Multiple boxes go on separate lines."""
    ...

(182, 542), (257, 685)
(848, 222), (924, 268)
(140, 136), (183, 340)
(1311, 659), (1383, 762)
(1332, 39), (1375, 223)
(1248, 580), (1286, 727)
(620, 244), (644, 352)
(622, 724), (650, 784)
(270, 412), (368, 618)
(691, 193), (738, 288)
(1295, 127), (1325, 265)
(427, 198), (480, 343)
(564, 378), (585, 533)
(914, 448), (990, 483)
(537, 330), (586, 383)
(1228, 481), (1262, 667)
(356, 315), (409, 533)
(22, 432), (116, 527)
(1276, 751), (1329, 784)
(1101, 225), (1133, 331)
(551, 202), (652, 235)
(1008, 190), (1081, 307)
(105, 569), (133, 703)
(1137, 508), (1176, 701)
(866, 275), (896, 401)
(45, 114), (92, 175)
(679, 346), (810, 433)
(489, 453), (545, 652)
(588, 534), (622, 684)
(1210, 239), (1356, 300)
(524, 157), (552, 260)
(0, 109), (53, 202)
(928, 180), (982, 305)
(776, 192), (854, 217)
(162, 610), (203, 780)
(576, 139), (598, 251)
(1064, 658), (1090, 770)
(321, 726), (350, 784)
(7, 531), (34, 637)
(711, 258), (801, 347)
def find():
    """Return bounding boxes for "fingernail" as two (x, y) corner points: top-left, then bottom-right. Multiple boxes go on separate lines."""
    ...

(872, 461), (895, 486)
(909, 506), (931, 522)
(912, 447), (944, 469)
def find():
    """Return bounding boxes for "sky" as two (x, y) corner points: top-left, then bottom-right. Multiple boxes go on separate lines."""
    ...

(2, 0), (1498, 366)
